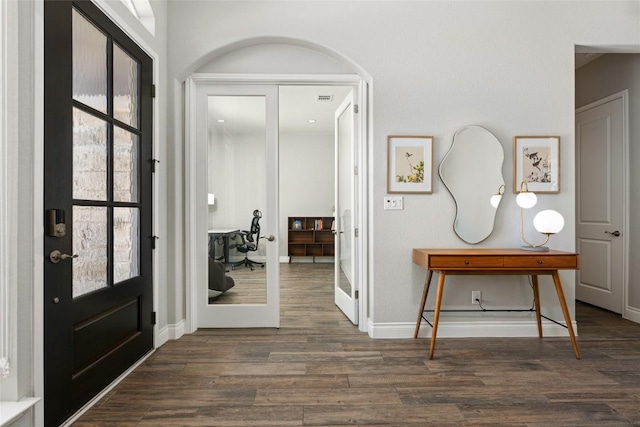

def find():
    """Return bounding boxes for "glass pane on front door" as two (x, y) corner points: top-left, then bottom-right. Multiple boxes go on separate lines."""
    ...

(114, 126), (139, 203)
(113, 43), (139, 128)
(73, 206), (108, 298)
(73, 108), (107, 201)
(114, 207), (140, 284)
(207, 95), (267, 305)
(72, 9), (107, 114)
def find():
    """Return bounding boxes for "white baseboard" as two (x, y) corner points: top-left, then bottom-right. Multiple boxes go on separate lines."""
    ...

(624, 305), (640, 324)
(368, 317), (578, 339)
(157, 319), (185, 347)
(283, 256), (334, 264)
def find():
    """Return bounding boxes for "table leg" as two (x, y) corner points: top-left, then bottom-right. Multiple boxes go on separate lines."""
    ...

(223, 235), (230, 264)
(429, 272), (446, 360)
(414, 270), (433, 339)
(531, 275), (543, 338)
(551, 271), (581, 360)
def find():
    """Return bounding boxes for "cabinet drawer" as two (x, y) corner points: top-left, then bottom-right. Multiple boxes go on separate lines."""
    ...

(503, 255), (578, 269)
(429, 256), (503, 269)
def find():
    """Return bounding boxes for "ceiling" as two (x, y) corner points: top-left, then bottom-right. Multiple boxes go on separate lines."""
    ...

(575, 53), (604, 69)
(208, 85), (352, 135)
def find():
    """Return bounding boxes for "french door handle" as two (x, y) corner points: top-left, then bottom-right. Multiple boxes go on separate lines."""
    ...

(605, 230), (621, 237)
(332, 230), (344, 235)
(49, 250), (78, 264)
(262, 235), (275, 242)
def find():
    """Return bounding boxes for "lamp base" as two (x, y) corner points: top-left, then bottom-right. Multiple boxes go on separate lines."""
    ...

(520, 245), (550, 252)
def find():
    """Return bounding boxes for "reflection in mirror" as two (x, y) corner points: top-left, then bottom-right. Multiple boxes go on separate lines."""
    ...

(439, 125), (505, 244)
(207, 95), (267, 304)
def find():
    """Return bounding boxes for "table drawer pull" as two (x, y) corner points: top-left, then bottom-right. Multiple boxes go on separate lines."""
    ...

(538, 260), (543, 264)
(465, 260), (470, 265)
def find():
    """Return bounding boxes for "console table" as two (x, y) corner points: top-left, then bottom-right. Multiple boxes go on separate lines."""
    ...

(412, 248), (581, 360)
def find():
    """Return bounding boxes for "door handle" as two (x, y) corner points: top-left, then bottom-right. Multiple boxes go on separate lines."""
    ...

(332, 230), (344, 235)
(605, 230), (621, 237)
(49, 250), (78, 264)
(262, 235), (275, 242)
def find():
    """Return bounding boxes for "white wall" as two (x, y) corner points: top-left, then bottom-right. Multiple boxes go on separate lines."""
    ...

(208, 131), (268, 259)
(279, 133), (335, 257)
(167, 1), (640, 329)
(575, 54), (640, 311)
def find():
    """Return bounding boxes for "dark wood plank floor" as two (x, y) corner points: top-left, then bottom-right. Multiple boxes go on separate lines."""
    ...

(74, 264), (640, 426)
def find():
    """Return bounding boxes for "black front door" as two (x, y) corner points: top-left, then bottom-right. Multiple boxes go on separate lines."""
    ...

(43, 1), (153, 425)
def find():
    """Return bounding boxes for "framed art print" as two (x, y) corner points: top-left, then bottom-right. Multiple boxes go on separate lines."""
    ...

(387, 135), (433, 194)
(513, 136), (560, 193)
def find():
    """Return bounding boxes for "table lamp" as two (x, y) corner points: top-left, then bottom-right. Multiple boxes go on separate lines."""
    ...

(490, 184), (505, 208)
(516, 181), (564, 251)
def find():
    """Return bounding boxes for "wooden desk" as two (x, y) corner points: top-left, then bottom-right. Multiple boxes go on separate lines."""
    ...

(208, 229), (239, 264)
(412, 248), (581, 360)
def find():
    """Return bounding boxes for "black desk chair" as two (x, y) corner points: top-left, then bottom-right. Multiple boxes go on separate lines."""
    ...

(230, 209), (264, 271)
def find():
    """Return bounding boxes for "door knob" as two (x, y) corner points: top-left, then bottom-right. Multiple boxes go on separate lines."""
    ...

(605, 230), (621, 237)
(263, 235), (275, 242)
(49, 250), (78, 264)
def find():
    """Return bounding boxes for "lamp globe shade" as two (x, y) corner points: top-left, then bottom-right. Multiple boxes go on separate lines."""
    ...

(516, 191), (537, 209)
(490, 194), (502, 208)
(533, 209), (564, 234)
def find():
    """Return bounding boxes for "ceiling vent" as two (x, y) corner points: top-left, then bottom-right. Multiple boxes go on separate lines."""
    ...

(317, 95), (333, 102)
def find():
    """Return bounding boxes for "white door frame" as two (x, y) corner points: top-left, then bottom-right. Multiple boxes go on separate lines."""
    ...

(185, 73), (370, 333)
(576, 90), (635, 322)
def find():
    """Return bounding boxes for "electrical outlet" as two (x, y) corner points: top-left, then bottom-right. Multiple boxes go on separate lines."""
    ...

(384, 196), (403, 210)
(472, 291), (481, 305)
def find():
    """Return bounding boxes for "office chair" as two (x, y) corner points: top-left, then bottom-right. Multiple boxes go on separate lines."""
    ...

(208, 256), (235, 300)
(230, 209), (265, 270)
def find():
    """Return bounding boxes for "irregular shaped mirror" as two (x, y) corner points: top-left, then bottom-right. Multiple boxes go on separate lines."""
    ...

(439, 125), (505, 244)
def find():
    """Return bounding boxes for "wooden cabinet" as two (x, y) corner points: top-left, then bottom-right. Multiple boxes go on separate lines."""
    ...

(287, 216), (335, 262)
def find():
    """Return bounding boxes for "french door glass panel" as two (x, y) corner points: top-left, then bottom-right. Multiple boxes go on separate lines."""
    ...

(113, 43), (139, 128)
(71, 6), (142, 298)
(207, 95), (267, 305)
(114, 207), (140, 284)
(73, 206), (108, 298)
(114, 125), (139, 203)
(337, 103), (353, 296)
(73, 108), (107, 201)
(72, 9), (107, 114)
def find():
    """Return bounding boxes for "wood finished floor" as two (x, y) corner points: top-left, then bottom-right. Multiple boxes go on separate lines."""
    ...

(74, 264), (640, 426)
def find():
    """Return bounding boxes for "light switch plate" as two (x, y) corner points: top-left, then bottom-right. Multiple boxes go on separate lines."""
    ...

(384, 196), (403, 210)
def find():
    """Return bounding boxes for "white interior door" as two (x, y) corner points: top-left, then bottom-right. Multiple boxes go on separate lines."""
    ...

(195, 84), (279, 327)
(334, 90), (358, 324)
(576, 94), (625, 314)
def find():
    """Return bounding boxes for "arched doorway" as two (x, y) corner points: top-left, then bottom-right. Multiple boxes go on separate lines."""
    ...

(183, 40), (371, 333)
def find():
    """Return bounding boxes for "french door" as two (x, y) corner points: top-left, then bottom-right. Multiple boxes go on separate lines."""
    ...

(191, 83), (280, 328)
(44, 1), (154, 425)
(334, 90), (359, 324)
